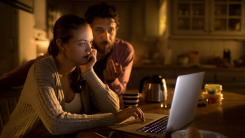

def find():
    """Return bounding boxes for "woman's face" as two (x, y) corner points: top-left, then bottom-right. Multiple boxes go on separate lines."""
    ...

(63, 25), (94, 65)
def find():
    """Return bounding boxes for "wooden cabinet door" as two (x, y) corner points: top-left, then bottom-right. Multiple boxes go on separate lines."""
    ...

(172, 0), (209, 35)
(215, 71), (245, 93)
(172, 0), (245, 37)
(210, 0), (245, 36)
(0, 2), (17, 76)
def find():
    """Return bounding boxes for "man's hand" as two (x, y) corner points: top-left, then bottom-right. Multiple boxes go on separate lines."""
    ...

(103, 59), (123, 83)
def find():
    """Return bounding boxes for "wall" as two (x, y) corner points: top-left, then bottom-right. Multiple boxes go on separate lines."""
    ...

(48, 0), (245, 66)
(48, 0), (160, 61)
(18, 10), (35, 65)
(33, 0), (46, 30)
(51, 0), (131, 42)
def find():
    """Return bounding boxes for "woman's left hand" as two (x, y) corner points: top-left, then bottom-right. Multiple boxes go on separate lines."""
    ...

(113, 106), (145, 123)
(80, 49), (97, 74)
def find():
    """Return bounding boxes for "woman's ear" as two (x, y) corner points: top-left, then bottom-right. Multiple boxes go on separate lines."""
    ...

(56, 39), (64, 51)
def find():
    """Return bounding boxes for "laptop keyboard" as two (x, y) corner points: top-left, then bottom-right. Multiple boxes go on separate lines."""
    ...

(137, 116), (169, 135)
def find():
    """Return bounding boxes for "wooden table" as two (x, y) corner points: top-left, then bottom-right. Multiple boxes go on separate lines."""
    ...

(76, 89), (245, 138)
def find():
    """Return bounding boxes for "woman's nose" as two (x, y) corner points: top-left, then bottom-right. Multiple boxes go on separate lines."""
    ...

(86, 43), (92, 52)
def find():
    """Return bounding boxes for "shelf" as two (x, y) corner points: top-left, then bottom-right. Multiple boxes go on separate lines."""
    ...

(214, 2), (242, 4)
(169, 35), (245, 40)
(227, 16), (242, 18)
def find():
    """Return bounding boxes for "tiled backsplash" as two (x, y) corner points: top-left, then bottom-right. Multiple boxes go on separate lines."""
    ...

(169, 40), (245, 65)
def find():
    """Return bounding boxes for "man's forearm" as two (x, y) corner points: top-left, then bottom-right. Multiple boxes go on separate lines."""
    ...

(0, 55), (46, 92)
(105, 78), (126, 97)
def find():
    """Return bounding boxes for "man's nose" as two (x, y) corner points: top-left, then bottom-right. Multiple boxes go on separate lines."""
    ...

(101, 31), (109, 40)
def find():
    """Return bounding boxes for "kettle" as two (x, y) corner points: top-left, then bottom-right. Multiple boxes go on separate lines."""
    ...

(139, 75), (167, 102)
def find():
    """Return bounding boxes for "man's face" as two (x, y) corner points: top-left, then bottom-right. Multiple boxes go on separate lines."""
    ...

(91, 17), (117, 55)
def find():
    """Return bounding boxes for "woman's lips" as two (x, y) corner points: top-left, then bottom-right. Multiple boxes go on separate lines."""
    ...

(83, 55), (89, 59)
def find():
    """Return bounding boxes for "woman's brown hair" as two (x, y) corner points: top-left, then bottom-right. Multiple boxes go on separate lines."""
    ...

(48, 14), (88, 93)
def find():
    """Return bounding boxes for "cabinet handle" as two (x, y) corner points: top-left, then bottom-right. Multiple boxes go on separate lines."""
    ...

(10, 38), (13, 51)
(233, 76), (238, 80)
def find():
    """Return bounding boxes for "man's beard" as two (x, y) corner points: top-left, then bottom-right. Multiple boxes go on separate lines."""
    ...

(93, 41), (113, 55)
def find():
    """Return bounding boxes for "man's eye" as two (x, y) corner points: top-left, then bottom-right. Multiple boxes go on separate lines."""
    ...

(97, 29), (103, 33)
(90, 41), (93, 44)
(108, 28), (114, 33)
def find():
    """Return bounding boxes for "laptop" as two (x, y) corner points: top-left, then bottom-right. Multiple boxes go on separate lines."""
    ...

(109, 72), (205, 138)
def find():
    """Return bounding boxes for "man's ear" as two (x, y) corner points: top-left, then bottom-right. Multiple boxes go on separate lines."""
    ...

(56, 39), (64, 51)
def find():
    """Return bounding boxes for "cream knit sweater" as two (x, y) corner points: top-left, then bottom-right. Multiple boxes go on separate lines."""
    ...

(1, 56), (119, 138)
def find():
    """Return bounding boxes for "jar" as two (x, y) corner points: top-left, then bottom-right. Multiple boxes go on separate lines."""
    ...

(202, 84), (223, 104)
(204, 84), (222, 94)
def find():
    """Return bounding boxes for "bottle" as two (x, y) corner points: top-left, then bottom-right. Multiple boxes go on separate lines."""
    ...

(223, 49), (231, 63)
(227, 49), (231, 63)
(223, 49), (231, 67)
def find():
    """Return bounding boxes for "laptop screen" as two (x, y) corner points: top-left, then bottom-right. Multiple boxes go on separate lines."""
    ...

(166, 72), (205, 136)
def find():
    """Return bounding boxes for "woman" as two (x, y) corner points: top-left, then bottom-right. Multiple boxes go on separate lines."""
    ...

(1, 14), (144, 138)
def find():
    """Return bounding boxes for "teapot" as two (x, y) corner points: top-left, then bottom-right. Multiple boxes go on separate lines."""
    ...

(139, 75), (167, 102)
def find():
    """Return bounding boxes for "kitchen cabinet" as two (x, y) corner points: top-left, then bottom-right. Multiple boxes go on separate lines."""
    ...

(0, 2), (18, 76)
(17, 0), (33, 9)
(0, 0), (33, 13)
(127, 65), (245, 94)
(215, 71), (245, 93)
(131, 0), (159, 41)
(0, 2), (35, 77)
(171, 0), (245, 38)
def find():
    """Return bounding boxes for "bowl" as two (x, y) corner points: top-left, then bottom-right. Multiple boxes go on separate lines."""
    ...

(234, 59), (243, 67)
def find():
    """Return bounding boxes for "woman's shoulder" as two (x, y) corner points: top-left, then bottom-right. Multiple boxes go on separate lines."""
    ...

(34, 55), (56, 68)
(33, 55), (57, 75)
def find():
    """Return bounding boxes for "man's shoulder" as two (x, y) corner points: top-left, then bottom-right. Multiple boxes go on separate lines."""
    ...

(114, 38), (134, 52)
(112, 38), (134, 63)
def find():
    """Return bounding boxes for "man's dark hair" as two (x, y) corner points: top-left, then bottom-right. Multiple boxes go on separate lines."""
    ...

(85, 2), (120, 29)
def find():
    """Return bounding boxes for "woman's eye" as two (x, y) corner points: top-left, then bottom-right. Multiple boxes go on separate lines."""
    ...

(78, 43), (85, 46)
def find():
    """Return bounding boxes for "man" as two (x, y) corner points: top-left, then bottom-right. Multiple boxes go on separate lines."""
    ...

(86, 3), (134, 96)
(0, 2), (134, 97)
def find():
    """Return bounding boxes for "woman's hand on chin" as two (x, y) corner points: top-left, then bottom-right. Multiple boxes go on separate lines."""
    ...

(80, 49), (97, 74)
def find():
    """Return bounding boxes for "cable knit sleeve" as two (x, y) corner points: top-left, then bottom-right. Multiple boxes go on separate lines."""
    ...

(29, 57), (116, 135)
(82, 69), (120, 113)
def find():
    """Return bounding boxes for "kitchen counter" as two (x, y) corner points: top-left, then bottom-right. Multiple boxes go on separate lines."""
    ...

(128, 64), (245, 93)
(132, 63), (245, 71)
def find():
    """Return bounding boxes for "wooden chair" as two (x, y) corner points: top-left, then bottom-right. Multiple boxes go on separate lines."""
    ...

(0, 87), (22, 134)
